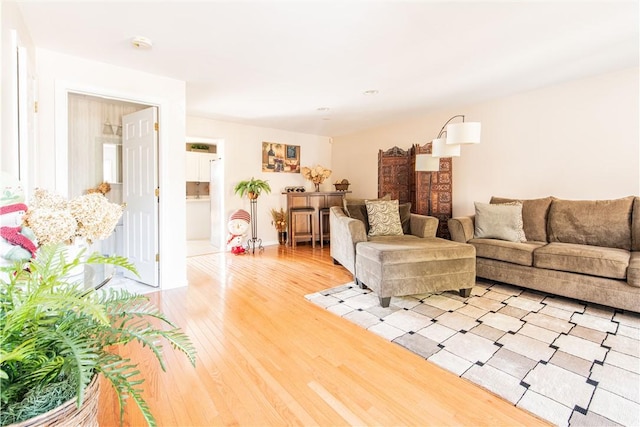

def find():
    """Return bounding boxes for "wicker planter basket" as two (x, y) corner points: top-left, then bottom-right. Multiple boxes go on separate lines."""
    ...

(334, 183), (350, 191)
(7, 375), (100, 427)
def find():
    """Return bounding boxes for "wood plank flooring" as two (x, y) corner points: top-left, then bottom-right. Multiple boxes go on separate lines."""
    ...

(98, 244), (548, 426)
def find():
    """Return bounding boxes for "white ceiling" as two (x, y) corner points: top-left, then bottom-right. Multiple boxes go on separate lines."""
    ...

(16, 1), (639, 137)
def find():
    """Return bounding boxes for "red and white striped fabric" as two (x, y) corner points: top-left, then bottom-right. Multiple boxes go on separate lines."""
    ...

(229, 209), (250, 224)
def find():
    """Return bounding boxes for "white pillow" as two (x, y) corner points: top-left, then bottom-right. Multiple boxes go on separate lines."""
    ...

(474, 202), (527, 242)
(366, 199), (404, 237)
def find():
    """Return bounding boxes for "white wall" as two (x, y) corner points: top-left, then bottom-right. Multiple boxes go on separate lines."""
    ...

(35, 48), (187, 290)
(332, 68), (640, 216)
(1, 1), (36, 184)
(187, 116), (332, 246)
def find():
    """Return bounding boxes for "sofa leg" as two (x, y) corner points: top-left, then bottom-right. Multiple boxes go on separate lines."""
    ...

(459, 288), (472, 298)
(379, 296), (391, 308)
(332, 258), (341, 265)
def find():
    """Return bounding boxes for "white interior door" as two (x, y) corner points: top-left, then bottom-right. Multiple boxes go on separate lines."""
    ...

(122, 107), (159, 287)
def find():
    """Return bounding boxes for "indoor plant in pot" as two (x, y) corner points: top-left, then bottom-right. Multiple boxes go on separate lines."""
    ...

(0, 245), (197, 427)
(270, 207), (288, 245)
(0, 183), (196, 427)
(233, 177), (271, 199)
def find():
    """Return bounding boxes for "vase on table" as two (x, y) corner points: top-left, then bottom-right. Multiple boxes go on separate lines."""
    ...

(314, 183), (320, 192)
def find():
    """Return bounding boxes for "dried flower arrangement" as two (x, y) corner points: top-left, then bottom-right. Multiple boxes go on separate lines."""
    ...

(86, 181), (112, 195)
(270, 208), (287, 232)
(300, 165), (332, 185)
(22, 189), (123, 245)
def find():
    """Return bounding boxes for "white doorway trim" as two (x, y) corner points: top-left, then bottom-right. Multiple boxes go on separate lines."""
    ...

(53, 81), (162, 196)
(185, 136), (225, 249)
(52, 81), (173, 287)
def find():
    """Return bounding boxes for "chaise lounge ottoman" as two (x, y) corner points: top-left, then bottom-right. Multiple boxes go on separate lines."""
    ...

(355, 238), (476, 307)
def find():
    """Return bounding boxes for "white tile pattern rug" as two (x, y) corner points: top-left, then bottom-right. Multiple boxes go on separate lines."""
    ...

(305, 281), (640, 426)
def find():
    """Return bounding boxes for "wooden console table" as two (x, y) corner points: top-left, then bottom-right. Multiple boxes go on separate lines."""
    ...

(283, 191), (351, 246)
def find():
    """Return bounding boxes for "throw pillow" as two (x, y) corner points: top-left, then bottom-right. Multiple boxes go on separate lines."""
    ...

(366, 199), (404, 237)
(343, 194), (391, 233)
(474, 202), (527, 242)
(491, 196), (553, 242)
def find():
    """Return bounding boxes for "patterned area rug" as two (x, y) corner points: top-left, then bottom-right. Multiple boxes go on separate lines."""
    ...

(305, 281), (640, 427)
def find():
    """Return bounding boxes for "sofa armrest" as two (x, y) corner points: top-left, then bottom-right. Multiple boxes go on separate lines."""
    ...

(448, 216), (475, 243)
(329, 206), (367, 277)
(409, 214), (439, 238)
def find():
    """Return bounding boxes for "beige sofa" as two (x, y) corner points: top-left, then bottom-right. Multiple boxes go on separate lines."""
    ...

(449, 196), (640, 313)
(330, 201), (475, 307)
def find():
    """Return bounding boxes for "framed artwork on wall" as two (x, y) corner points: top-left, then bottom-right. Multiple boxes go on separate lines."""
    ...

(262, 142), (300, 173)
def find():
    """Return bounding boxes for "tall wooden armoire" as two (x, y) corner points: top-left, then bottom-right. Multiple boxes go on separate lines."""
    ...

(378, 144), (452, 239)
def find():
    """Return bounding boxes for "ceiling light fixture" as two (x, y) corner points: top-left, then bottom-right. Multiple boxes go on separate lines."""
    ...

(131, 36), (153, 49)
(363, 90), (379, 96)
(317, 107), (330, 112)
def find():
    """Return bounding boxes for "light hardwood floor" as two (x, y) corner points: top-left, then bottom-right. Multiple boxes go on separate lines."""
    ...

(98, 244), (547, 426)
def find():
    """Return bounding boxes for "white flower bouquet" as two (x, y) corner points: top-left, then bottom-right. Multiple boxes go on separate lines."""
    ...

(23, 189), (123, 245)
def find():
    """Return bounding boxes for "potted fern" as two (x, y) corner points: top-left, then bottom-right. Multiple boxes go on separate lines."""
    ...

(0, 245), (196, 427)
(233, 177), (271, 200)
(0, 182), (196, 427)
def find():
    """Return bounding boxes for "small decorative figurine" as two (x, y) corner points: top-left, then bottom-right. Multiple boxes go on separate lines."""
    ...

(226, 209), (251, 255)
(0, 172), (38, 268)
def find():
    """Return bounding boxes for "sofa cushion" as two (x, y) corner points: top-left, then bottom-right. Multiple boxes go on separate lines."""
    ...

(399, 202), (412, 234)
(491, 196), (554, 242)
(547, 197), (634, 250)
(534, 242), (630, 280)
(357, 237), (476, 264)
(366, 199), (403, 237)
(369, 234), (421, 243)
(471, 238), (546, 266)
(474, 202), (526, 242)
(627, 252), (640, 288)
(632, 197), (640, 251)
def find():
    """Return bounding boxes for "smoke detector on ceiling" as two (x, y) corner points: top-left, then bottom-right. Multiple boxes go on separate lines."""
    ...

(131, 36), (153, 49)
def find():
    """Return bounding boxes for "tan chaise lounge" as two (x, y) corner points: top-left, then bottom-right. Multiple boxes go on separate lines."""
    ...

(330, 201), (475, 307)
(449, 196), (640, 313)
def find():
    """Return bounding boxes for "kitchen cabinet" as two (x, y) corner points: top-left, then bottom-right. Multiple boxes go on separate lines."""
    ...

(186, 151), (217, 182)
(186, 198), (211, 240)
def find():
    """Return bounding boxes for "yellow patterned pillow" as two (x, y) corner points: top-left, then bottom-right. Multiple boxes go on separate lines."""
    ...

(366, 199), (404, 237)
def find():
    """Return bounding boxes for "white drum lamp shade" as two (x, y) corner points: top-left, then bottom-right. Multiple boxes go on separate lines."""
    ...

(432, 138), (461, 157)
(415, 154), (440, 172)
(446, 121), (482, 145)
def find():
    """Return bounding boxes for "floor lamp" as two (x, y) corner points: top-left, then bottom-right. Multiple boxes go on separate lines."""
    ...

(416, 114), (482, 216)
(415, 153), (440, 216)
(432, 114), (481, 157)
